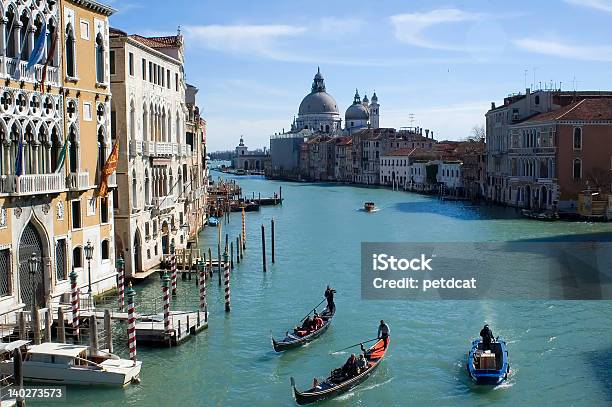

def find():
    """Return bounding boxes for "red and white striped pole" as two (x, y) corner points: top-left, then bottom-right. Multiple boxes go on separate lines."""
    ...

(241, 207), (246, 250)
(69, 268), (79, 338)
(116, 256), (125, 311)
(170, 242), (177, 296)
(162, 272), (171, 333)
(126, 282), (137, 365)
(223, 251), (230, 312)
(198, 260), (207, 322)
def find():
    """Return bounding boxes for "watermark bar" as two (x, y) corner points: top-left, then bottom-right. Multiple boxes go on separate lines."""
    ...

(361, 242), (612, 300)
(3, 386), (66, 401)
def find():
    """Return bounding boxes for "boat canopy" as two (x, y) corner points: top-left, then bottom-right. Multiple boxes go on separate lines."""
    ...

(0, 340), (30, 354)
(27, 343), (88, 358)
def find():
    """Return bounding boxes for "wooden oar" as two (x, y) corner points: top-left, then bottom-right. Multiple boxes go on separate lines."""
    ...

(329, 338), (378, 354)
(299, 298), (326, 322)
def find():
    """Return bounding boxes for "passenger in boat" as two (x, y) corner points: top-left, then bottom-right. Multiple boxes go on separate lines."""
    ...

(342, 354), (358, 378)
(325, 286), (337, 313)
(301, 316), (313, 331)
(378, 320), (390, 350)
(480, 324), (494, 351)
(313, 314), (324, 330)
(357, 354), (368, 373)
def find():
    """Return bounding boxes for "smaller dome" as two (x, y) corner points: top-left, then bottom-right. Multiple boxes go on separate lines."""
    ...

(345, 103), (369, 120)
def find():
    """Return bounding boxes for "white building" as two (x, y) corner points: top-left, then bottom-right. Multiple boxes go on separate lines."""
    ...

(380, 149), (411, 188)
(110, 28), (189, 277)
(437, 161), (463, 189)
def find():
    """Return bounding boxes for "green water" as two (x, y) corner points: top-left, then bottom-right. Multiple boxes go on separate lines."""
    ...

(55, 173), (612, 406)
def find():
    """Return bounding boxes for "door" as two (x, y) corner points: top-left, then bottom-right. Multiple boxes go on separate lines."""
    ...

(19, 223), (45, 310)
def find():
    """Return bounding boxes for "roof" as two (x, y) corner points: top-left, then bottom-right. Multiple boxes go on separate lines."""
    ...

(69, 0), (116, 16)
(129, 35), (183, 49)
(522, 98), (612, 123)
(27, 343), (88, 358)
(0, 340), (30, 354)
(384, 147), (439, 159)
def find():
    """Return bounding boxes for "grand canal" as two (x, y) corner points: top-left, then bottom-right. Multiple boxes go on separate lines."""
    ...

(59, 172), (612, 406)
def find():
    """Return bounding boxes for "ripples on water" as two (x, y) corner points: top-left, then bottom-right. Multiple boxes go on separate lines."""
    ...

(62, 175), (612, 406)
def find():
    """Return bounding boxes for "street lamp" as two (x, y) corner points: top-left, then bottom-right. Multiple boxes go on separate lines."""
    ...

(84, 240), (94, 294)
(28, 253), (39, 310)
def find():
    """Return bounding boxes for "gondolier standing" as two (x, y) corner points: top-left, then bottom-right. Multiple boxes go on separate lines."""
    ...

(480, 324), (494, 351)
(324, 285), (336, 313)
(378, 320), (390, 350)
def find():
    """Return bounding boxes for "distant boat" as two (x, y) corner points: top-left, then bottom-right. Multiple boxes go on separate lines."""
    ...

(521, 209), (558, 221)
(271, 307), (335, 352)
(207, 216), (219, 227)
(235, 169), (246, 175)
(364, 202), (377, 212)
(466, 338), (510, 385)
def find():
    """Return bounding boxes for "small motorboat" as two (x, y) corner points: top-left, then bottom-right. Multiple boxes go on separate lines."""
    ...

(291, 337), (389, 405)
(364, 202), (377, 212)
(521, 209), (558, 221)
(242, 202), (260, 212)
(272, 307), (335, 352)
(467, 338), (509, 385)
(0, 342), (142, 386)
(207, 216), (219, 227)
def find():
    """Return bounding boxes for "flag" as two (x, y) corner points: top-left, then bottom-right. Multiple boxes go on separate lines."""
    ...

(26, 20), (47, 71)
(41, 27), (58, 94)
(14, 132), (24, 176)
(98, 141), (119, 197)
(54, 138), (69, 173)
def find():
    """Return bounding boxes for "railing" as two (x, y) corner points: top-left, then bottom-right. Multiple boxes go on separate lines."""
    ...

(181, 144), (188, 156)
(143, 141), (177, 157)
(107, 172), (117, 187)
(130, 140), (144, 156)
(1, 173), (65, 195)
(4, 57), (60, 85)
(152, 195), (176, 212)
(68, 171), (89, 190)
(143, 141), (155, 156)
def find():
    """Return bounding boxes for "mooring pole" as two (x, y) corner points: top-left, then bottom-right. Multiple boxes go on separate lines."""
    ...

(104, 309), (113, 353)
(14, 348), (24, 407)
(171, 241), (178, 296)
(271, 218), (275, 264)
(117, 256), (125, 311)
(70, 267), (80, 339)
(261, 224), (267, 272)
(230, 241), (234, 270)
(236, 237), (240, 264)
(127, 283), (137, 365)
(162, 273), (171, 338)
(241, 207), (246, 250)
(90, 315), (99, 350)
(57, 307), (66, 343)
(223, 251), (231, 312)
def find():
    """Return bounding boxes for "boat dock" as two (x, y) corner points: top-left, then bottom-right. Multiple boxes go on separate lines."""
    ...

(135, 311), (208, 346)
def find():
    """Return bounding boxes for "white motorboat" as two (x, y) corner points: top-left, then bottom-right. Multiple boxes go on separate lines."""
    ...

(0, 342), (141, 387)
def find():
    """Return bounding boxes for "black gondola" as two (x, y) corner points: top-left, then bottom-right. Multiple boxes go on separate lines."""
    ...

(272, 307), (335, 352)
(290, 337), (389, 405)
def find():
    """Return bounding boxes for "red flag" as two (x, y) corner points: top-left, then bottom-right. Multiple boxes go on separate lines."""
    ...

(98, 141), (119, 197)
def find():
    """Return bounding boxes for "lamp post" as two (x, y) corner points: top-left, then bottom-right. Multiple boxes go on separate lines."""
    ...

(84, 240), (94, 294)
(28, 253), (39, 310)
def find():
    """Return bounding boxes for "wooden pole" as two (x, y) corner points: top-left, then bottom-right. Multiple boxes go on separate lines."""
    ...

(188, 248), (193, 280)
(14, 348), (24, 407)
(70, 268), (79, 338)
(236, 237), (240, 264)
(32, 306), (41, 345)
(117, 256), (125, 311)
(223, 251), (231, 312)
(280, 186), (282, 205)
(207, 248), (213, 279)
(271, 218), (275, 264)
(261, 224), (267, 272)
(18, 312), (26, 340)
(241, 207), (246, 250)
(217, 243), (222, 286)
(90, 315), (99, 350)
(127, 283), (137, 363)
(230, 241), (234, 270)
(44, 308), (52, 342)
(104, 309), (113, 353)
(57, 307), (66, 343)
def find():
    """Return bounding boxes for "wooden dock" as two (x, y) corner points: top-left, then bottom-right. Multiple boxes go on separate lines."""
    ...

(135, 311), (208, 346)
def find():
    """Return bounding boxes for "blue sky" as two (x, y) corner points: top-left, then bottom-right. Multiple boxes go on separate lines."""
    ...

(108, 0), (612, 151)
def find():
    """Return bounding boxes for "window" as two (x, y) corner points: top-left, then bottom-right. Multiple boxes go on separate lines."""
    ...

(72, 247), (83, 268)
(573, 128), (582, 150)
(100, 197), (109, 223)
(535, 95), (540, 105)
(0, 249), (10, 296)
(95, 33), (105, 83)
(83, 102), (92, 121)
(167, 70), (171, 89)
(80, 20), (90, 40)
(55, 239), (67, 281)
(66, 24), (76, 77)
(101, 240), (110, 260)
(142, 58), (146, 80)
(71, 200), (81, 229)
(109, 50), (115, 75)
(573, 158), (582, 179)
(149, 62), (153, 83)
(161, 67), (165, 87)
(128, 52), (134, 76)
(175, 73), (179, 91)
(87, 197), (96, 216)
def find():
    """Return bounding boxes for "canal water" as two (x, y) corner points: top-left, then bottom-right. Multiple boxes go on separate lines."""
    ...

(58, 173), (612, 406)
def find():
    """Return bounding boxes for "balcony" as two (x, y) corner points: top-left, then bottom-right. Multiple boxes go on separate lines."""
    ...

(67, 172), (89, 191)
(143, 141), (176, 157)
(4, 57), (60, 85)
(129, 140), (144, 156)
(1, 173), (65, 195)
(152, 195), (176, 213)
(181, 144), (188, 156)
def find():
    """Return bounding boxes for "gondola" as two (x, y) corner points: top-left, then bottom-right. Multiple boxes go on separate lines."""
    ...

(290, 337), (389, 405)
(272, 307), (335, 352)
(467, 337), (509, 385)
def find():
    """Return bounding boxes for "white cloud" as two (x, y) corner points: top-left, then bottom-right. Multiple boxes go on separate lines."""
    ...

(389, 9), (482, 51)
(564, 0), (612, 12)
(514, 38), (612, 61)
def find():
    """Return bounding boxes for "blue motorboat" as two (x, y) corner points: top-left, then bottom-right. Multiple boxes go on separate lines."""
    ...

(467, 338), (509, 385)
(207, 216), (219, 227)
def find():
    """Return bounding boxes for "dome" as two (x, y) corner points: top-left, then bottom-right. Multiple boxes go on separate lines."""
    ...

(298, 92), (339, 115)
(345, 103), (369, 120)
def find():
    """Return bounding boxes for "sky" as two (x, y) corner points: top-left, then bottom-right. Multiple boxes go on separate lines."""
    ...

(107, 0), (612, 151)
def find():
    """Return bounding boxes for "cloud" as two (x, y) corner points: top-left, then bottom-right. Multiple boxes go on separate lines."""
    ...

(564, 0), (612, 12)
(389, 9), (482, 51)
(514, 38), (612, 61)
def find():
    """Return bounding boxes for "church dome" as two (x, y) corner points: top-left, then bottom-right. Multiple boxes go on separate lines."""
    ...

(298, 67), (339, 116)
(345, 89), (369, 120)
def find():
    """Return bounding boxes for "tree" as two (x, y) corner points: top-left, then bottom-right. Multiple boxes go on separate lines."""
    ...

(470, 124), (485, 140)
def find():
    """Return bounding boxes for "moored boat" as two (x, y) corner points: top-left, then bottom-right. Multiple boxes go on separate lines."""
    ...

(364, 202), (376, 212)
(207, 216), (219, 227)
(0, 342), (142, 386)
(291, 337), (389, 405)
(272, 307), (335, 352)
(467, 338), (509, 385)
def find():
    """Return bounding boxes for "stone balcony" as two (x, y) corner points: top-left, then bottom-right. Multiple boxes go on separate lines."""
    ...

(151, 195), (176, 213)
(129, 140), (144, 156)
(67, 172), (89, 191)
(1, 173), (65, 195)
(4, 57), (60, 85)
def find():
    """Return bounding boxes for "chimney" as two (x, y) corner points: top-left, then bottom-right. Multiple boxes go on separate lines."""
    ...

(526, 88), (530, 95)
(491, 102), (495, 110)
(431, 131), (434, 140)
(425, 129), (429, 138)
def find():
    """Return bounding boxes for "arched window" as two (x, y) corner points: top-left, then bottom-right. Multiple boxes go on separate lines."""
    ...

(5, 8), (17, 59)
(19, 11), (30, 61)
(101, 240), (110, 260)
(144, 169), (150, 205)
(72, 246), (83, 268)
(142, 104), (148, 141)
(46, 21), (58, 67)
(68, 125), (78, 172)
(129, 101), (136, 141)
(95, 33), (105, 83)
(97, 127), (106, 171)
(573, 158), (581, 179)
(573, 128), (582, 150)
(131, 170), (137, 208)
(65, 24), (76, 77)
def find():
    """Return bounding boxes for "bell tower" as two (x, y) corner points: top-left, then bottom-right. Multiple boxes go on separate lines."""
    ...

(370, 91), (380, 129)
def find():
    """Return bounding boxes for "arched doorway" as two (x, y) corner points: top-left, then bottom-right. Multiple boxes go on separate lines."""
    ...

(524, 185), (532, 209)
(244, 161), (249, 170)
(161, 221), (169, 254)
(540, 186), (548, 209)
(133, 230), (142, 274)
(19, 223), (46, 310)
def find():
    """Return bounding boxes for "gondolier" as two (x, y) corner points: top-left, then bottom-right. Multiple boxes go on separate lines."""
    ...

(324, 286), (336, 313)
(479, 324), (494, 351)
(378, 320), (390, 350)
